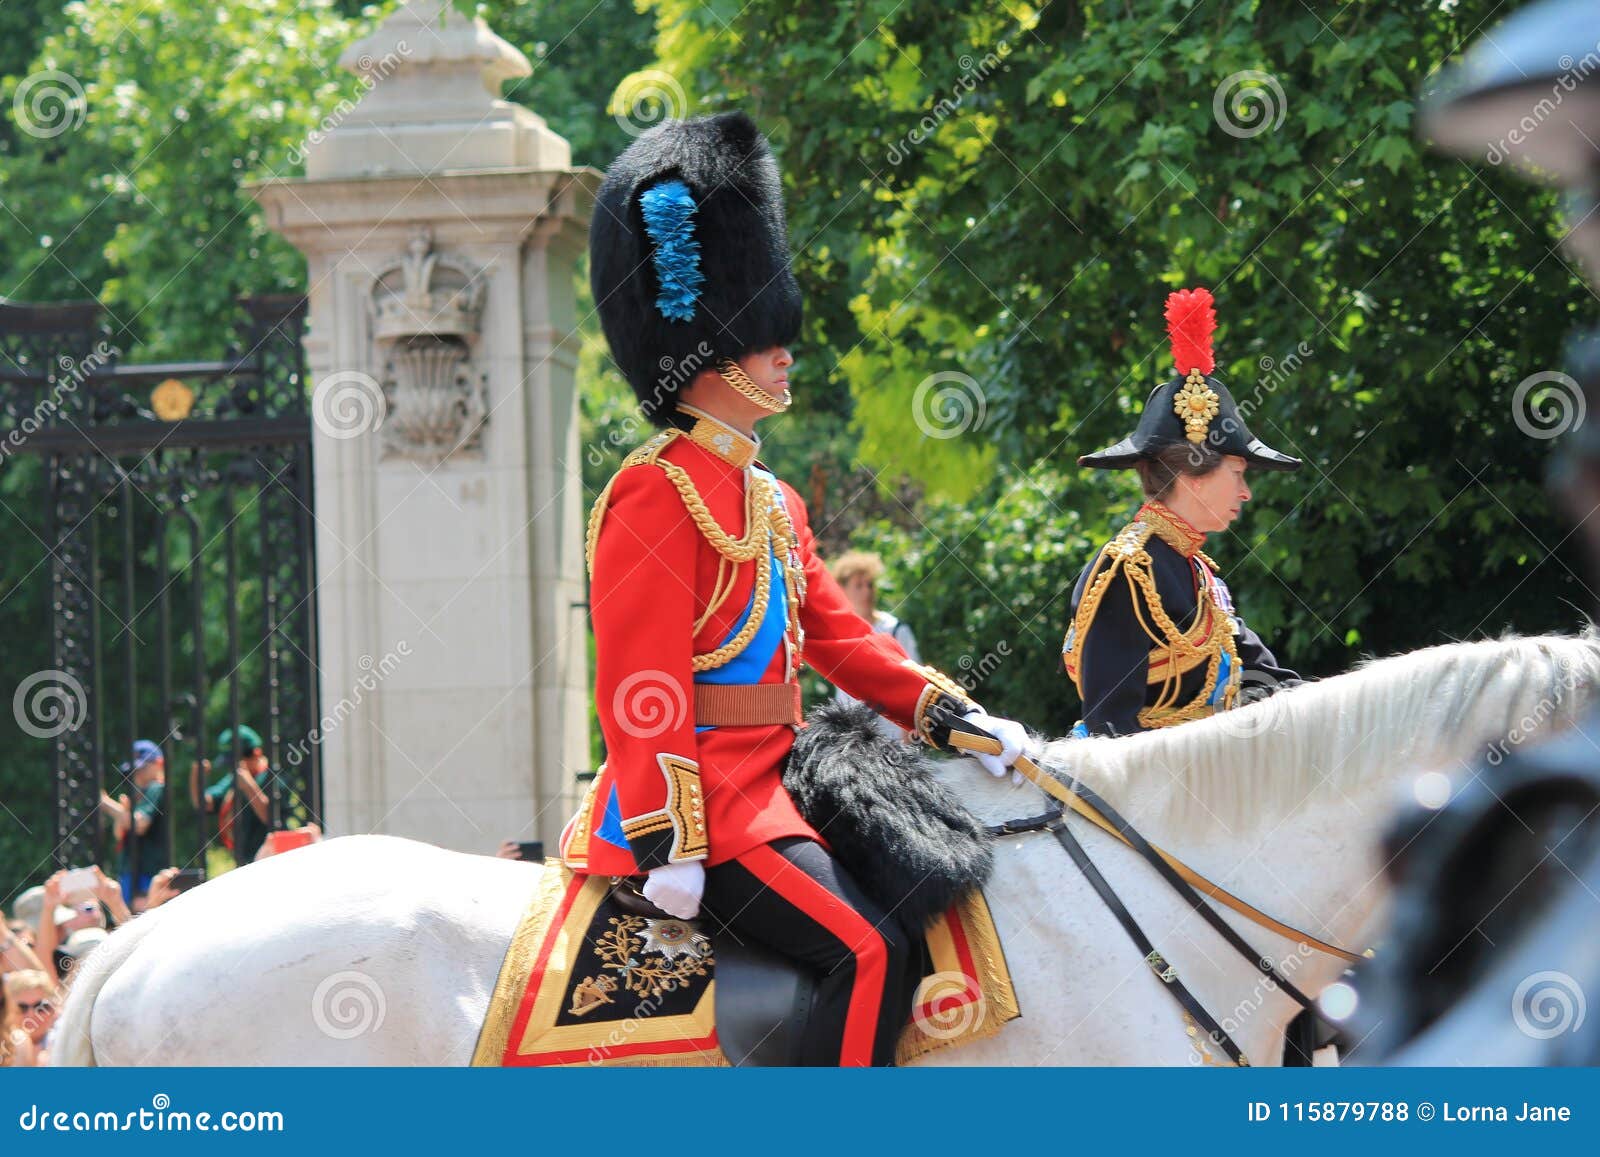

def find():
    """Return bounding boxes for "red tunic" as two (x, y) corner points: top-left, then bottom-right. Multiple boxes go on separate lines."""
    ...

(559, 409), (963, 875)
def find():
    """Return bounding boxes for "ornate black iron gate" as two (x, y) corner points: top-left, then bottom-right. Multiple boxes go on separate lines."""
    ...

(0, 295), (321, 874)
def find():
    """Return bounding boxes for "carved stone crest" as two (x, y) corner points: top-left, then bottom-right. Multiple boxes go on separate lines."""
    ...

(368, 227), (487, 462)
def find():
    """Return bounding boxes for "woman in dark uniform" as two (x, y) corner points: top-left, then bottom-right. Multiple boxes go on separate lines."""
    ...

(1062, 288), (1330, 1065)
(1062, 287), (1302, 736)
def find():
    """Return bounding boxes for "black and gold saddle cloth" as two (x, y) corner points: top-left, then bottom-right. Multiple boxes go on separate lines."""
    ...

(471, 864), (1018, 1067)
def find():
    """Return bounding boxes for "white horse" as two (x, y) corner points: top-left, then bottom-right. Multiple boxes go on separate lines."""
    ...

(51, 633), (1600, 1067)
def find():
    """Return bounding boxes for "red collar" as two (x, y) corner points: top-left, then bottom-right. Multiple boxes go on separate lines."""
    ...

(1138, 501), (1207, 558)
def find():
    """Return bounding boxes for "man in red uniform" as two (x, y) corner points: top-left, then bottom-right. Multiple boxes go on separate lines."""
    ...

(561, 112), (1028, 1066)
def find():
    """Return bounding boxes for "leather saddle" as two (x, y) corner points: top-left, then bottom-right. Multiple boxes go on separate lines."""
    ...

(610, 878), (815, 1066)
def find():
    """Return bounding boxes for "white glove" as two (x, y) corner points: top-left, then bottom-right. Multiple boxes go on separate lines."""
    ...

(962, 707), (1030, 784)
(642, 860), (705, 920)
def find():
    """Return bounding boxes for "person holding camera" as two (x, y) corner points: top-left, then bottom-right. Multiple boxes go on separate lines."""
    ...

(192, 725), (277, 866)
(97, 738), (168, 909)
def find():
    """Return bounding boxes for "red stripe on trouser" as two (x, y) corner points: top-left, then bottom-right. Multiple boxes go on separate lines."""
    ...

(739, 842), (887, 1067)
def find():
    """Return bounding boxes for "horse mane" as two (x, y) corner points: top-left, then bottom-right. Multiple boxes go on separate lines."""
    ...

(1035, 630), (1600, 841)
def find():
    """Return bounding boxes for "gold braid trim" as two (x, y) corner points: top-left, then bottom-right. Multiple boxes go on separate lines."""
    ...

(1064, 520), (1240, 730)
(584, 428), (806, 676)
(585, 431), (677, 578)
(907, 661), (979, 746)
(657, 459), (773, 564)
(718, 358), (791, 413)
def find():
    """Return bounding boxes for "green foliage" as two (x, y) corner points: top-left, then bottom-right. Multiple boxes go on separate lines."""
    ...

(642, 0), (1594, 724)
(850, 467), (1108, 731)
(0, 0), (367, 357)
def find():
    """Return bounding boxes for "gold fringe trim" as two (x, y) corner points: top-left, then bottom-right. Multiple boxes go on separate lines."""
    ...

(471, 861), (572, 1066)
(894, 889), (1021, 1065)
(563, 1046), (732, 1069)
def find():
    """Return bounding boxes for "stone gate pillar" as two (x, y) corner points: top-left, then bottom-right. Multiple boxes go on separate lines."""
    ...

(249, 0), (596, 852)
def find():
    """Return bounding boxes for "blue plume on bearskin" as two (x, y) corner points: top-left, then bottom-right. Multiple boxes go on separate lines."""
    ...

(638, 179), (704, 322)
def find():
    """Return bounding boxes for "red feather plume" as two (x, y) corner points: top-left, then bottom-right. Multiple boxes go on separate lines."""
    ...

(1164, 287), (1216, 376)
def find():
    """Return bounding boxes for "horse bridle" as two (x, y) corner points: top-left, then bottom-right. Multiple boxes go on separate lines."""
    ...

(948, 719), (1365, 1067)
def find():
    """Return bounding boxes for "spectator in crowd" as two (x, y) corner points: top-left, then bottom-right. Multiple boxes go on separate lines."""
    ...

(2, 969), (60, 1067)
(1, 977), (37, 1067)
(30, 867), (125, 983)
(59, 927), (109, 976)
(11, 884), (68, 934)
(1, 907), (47, 975)
(828, 550), (921, 738)
(193, 725), (278, 866)
(3, 866), (171, 1067)
(98, 738), (168, 909)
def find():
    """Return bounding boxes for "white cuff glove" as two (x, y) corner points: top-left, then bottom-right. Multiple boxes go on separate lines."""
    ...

(642, 859), (706, 920)
(962, 707), (1031, 784)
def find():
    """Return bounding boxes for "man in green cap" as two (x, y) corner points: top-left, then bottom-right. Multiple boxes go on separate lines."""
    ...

(191, 725), (276, 865)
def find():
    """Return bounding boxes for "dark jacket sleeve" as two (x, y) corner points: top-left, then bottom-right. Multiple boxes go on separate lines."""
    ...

(1233, 619), (1302, 691)
(1077, 566), (1154, 737)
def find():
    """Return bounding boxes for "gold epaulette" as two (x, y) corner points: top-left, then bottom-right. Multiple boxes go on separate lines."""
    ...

(584, 430), (679, 578)
(582, 428), (805, 678)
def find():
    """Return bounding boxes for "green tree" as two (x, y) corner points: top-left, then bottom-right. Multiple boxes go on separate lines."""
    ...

(641, 0), (1592, 725)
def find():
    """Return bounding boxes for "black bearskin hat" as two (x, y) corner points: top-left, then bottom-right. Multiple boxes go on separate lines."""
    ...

(589, 111), (803, 425)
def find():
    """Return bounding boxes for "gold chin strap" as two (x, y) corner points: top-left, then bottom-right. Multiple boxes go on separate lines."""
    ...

(949, 731), (1367, 965)
(718, 358), (790, 413)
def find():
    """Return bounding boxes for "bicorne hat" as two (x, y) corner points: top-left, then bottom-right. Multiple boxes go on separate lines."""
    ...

(1078, 288), (1301, 472)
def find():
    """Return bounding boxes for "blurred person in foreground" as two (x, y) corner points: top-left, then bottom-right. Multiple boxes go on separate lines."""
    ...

(1346, 0), (1600, 1065)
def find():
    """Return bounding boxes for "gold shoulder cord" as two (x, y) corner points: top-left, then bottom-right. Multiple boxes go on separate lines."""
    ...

(585, 430), (676, 578)
(585, 430), (806, 675)
(1065, 521), (1239, 729)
